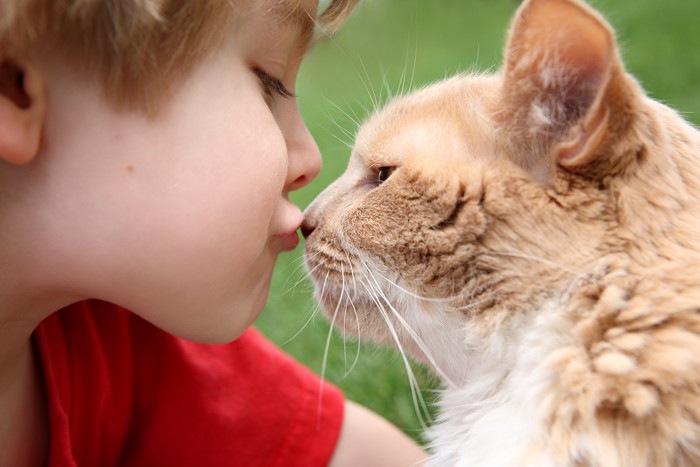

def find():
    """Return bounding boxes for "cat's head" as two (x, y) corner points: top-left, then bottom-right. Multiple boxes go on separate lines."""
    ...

(303, 0), (692, 374)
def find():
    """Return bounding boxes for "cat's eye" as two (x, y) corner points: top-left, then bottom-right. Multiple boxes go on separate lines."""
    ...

(377, 166), (396, 184)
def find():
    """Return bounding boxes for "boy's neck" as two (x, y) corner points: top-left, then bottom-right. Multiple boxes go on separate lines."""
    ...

(0, 332), (49, 466)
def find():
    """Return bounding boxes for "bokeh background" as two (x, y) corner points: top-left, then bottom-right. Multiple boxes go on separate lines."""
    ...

(256, 0), (700, 444)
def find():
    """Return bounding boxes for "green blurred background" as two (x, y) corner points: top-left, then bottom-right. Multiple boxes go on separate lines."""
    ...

(256, 0), (700, 444)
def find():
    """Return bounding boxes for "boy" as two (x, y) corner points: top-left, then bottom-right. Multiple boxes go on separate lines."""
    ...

(0, 0), (427, 465)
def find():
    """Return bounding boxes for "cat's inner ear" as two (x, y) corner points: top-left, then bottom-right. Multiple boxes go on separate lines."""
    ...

(501, 0), (616, 177)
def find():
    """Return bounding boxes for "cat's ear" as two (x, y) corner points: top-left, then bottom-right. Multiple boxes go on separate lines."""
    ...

(500, 0), (628, 181)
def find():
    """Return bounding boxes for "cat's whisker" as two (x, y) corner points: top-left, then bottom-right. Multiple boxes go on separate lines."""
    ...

(358, 276), (431, 429)
(275, 251), (309, 282)
(303, 251), (328, 274)
(319, 267), (349, 415)
(362, 262), (457, 389)
(282, 269), (331, 346)
(337, 259), (363, 377)
(278, 250), (308, 272)
(356, 260), (434, 410)
(342, 253), (364, 376)
(343, 252), (360, 304)
(340, 267), (351, 374)
(279, 252), (323, 295)
(371, 269), (453, 304)
(280, 296), (322, 346)
(282, 253), (326, 296)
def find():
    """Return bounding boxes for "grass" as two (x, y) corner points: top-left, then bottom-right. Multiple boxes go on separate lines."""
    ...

(255, 0), (700, 444)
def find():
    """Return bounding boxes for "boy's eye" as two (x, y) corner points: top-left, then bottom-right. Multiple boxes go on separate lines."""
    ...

(253, 68), (294, 99)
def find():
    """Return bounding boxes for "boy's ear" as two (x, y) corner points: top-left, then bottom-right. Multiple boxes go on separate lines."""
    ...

(0, 58), (47, 165)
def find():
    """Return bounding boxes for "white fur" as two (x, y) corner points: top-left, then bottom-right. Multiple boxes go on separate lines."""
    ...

(426, 297), (576, 466)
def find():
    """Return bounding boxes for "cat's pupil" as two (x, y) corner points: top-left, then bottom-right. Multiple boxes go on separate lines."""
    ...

(378, 167), (393, 183)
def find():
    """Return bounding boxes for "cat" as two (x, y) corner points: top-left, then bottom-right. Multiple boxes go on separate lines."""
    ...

(302, 0), (700, 465)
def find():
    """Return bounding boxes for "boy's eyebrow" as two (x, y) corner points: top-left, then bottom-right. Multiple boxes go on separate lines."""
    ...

(270, 2), (316, 48)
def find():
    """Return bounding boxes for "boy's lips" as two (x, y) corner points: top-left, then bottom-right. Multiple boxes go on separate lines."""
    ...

(273, 201), (304, 251)
(274, 228), (300, 251)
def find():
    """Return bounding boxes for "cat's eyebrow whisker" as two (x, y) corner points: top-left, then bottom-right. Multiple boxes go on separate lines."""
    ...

(323, 37), (378, 117)
(322, 115), (355, 150)
(407, 38), (418, 96)
(359, 277), (431, 429)
(324, 98), (362, 132)
(326, 129), (354, 151)
(355, 57), (380, 113)
(401, 6), (419, 97)
(351, 96), (372, 119)
(381, 69), (394, 102)
(324, 114), (355, 144)
(397, 53), (407, 97)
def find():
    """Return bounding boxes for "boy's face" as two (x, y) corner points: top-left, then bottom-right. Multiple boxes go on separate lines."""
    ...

(31, 0), (322, 342)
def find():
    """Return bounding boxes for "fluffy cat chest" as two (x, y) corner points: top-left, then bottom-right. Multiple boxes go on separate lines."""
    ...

(429, 300), (585, 466)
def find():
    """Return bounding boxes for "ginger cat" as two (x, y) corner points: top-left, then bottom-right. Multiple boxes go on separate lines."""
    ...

(303, 0), (700, 465)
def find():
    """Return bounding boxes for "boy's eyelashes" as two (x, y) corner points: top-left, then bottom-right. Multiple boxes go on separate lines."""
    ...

(253, 68), (294, 99)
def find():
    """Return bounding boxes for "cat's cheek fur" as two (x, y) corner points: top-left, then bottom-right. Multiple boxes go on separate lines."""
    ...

(344, 167), (487, 298)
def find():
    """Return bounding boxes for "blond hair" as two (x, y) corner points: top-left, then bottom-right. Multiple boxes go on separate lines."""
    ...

(0, 0), (358, 113)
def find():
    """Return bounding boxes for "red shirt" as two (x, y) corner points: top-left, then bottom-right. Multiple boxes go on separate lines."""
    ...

(33, 300), (344, 466)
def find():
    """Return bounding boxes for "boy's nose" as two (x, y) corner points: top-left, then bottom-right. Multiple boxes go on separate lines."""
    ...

(286, 122), (321, 192)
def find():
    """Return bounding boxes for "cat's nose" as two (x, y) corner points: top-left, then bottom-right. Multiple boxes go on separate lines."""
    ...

(301, 218), (317, 239)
